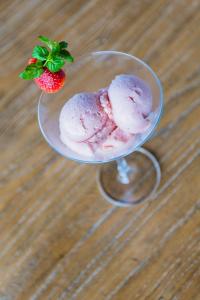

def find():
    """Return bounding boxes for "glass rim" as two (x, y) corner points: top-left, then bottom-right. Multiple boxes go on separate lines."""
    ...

(38, 50), (164, 164)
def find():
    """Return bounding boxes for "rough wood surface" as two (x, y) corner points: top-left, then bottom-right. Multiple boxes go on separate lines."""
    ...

(0, 0), (200, 299)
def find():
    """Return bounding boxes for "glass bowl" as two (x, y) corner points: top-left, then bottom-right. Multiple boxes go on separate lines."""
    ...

(38, 51), (163, 206)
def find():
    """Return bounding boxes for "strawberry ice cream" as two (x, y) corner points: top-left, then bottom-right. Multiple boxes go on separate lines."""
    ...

(108, 74), (152, 134)
(59, 92), (110, 142)
(59, 74), (153, 160)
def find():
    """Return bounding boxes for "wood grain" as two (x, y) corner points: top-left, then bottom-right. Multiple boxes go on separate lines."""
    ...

(0, 0), (200, 299)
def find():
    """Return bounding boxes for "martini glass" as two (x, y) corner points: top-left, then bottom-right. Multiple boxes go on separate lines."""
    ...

(38, 51), (163, 207)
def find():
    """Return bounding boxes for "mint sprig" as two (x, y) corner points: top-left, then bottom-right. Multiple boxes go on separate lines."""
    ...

(19, 35), (74, 80)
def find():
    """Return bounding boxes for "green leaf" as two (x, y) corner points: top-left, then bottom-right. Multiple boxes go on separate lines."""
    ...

(38, 35), (50, 43)
(35, 60), (44, 67)
(65, 55), (74, 63)
(59, 41), (68, 49)
(38, 35), (60, 52)
(51, 42), (61, 53)
(46, 56), (64, 72)
(58, 49), (74, 62)
(19, 64), (44, 80)
(32, 46), (49, 61)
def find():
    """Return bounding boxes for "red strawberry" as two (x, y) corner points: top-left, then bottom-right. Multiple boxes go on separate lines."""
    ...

(28, 58), (37, 65)
(19, 35), (74, 93)
(27, 58), (65, 93)
(35, 68), (65, 93)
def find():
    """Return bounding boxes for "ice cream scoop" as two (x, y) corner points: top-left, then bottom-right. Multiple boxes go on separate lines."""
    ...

(59, 92), (117, 157)
(108, 74), (152, 134)
(59, 92), (108, 142)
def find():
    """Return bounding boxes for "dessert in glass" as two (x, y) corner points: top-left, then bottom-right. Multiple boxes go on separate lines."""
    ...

(38, 51), (163, 206)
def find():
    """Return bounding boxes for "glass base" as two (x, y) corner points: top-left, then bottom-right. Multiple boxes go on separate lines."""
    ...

(97, 147), (161, 207)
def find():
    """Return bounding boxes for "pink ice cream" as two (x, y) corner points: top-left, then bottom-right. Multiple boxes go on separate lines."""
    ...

(59, 90), (133, 158)
(108, 74), (152, 134)
(59, 74), (153, 159)
(59, 92), (109, 142)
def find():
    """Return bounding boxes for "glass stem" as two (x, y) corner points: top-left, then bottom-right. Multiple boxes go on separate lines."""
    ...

(116, 158), (131, 184)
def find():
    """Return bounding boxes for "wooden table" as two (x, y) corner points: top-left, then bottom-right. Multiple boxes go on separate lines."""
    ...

(1, 1), (200, 299)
